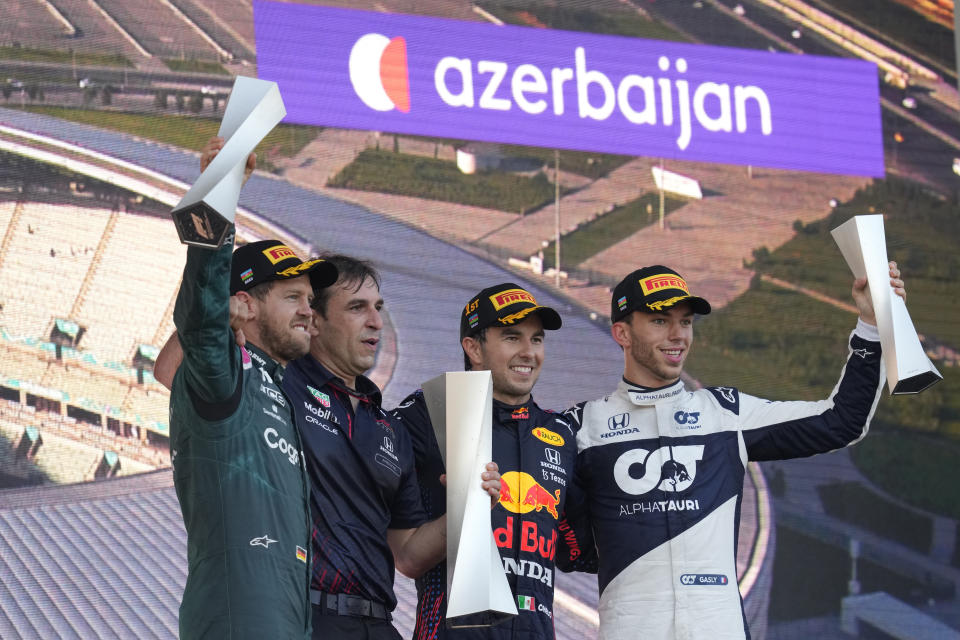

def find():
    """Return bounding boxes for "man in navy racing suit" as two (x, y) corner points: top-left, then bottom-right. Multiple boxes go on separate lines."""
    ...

(564, 263), (906, 640)
(392, 283), (587, 639)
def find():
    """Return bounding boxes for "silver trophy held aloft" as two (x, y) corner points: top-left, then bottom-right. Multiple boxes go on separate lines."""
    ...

(171, 76), (286, 248)
(421, 371), (517, 628)
(831, 214), (942, 394)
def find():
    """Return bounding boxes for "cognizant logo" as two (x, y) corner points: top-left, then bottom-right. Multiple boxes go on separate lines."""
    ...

(348, 35), (772, 151)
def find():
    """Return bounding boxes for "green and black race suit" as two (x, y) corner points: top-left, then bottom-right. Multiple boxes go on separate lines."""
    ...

(170, 234), (312, 639)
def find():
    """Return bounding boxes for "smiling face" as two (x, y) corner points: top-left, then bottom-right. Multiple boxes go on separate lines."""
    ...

(247, 275), (314, 365)
(613, 302), (694, 387)
(462, 315), (545, 405)
(310, 276), (383, 388)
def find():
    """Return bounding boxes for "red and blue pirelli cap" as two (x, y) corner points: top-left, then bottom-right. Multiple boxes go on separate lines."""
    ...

(611, 266), (711, 322)
(230, 240), (338, 295)
(460, 283), (562, 340)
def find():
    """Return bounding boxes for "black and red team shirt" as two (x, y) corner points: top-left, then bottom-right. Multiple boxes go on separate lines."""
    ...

(393, 391), (588, 640)
(283, 355), (427, 611)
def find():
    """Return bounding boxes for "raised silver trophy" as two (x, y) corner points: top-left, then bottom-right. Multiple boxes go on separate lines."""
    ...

(832, 214), (942, 394)
(171, 76), (286, 248)
(421, 371), (517, 627)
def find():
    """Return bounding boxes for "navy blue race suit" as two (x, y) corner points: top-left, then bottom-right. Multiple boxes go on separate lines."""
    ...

(393, 391), (586, 640)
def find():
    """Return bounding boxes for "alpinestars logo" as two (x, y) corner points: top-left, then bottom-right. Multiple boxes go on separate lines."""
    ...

(349, 33), (410, 112)
(250, 535), (277, 549)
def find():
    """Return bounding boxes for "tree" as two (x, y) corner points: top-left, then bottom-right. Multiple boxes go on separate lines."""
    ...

(188, 91), (203, 113)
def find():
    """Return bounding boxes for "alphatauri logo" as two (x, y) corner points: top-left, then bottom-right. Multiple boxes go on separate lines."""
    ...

(614, 445), (704, 494)
(349, 33), (410, 112)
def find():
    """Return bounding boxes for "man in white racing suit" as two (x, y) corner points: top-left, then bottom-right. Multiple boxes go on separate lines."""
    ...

(564, 263), (905, 640)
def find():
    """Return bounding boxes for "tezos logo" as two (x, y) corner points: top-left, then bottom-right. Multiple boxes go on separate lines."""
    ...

(614, 445), (704, 494)
(349, 33), (410, 113)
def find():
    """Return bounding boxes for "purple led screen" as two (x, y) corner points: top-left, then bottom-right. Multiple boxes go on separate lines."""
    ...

(254, 2), (883, 177)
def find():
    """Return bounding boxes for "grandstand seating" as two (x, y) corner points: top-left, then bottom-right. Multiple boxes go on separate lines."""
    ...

(95, 0), (222, 60)
(0, 203), (109, 340)
(70, 211), (184, 363)
(0, 399), (156, 485)
(0, 343), (51, 383)
(3, 0), (142, 60)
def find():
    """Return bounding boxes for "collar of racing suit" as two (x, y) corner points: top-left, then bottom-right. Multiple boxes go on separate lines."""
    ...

(493, 397), (535, 425)
(619, 377), (686, 406)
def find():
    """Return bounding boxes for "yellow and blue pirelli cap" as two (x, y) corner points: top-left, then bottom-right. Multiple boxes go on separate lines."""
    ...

(230, 240), (338, 295)
(611, 266), (711, 322)
(461, 283), (562, 340)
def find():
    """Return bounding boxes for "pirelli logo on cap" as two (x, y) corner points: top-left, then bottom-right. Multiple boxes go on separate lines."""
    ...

(263, 245), (297, 264)
(490, 288), (536, 311)
(639, 274), (690, 295)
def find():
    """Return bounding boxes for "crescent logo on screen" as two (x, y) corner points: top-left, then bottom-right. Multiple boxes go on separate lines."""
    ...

(349, 33), (410, 113)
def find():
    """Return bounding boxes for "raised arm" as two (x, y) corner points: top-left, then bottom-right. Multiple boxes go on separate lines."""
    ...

(741, 262), (905, 461)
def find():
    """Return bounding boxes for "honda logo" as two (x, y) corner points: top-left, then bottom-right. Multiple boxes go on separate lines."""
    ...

(608, 413), (630, 430)
(544, 448), (561, 465)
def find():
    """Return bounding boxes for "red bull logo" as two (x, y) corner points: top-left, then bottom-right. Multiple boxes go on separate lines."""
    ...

(639, 274), (690, 295)
(490, 288), (536, 311)
(498, 471), (560, 519)
(263, 245), (297, 264)
(494, 517), (557, 560)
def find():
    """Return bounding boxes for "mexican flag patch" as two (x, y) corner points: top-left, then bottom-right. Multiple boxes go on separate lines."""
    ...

(517, 595), (535, 611)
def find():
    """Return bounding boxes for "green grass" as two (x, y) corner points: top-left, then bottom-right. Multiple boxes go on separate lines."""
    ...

(0, 45), (131, 68)
(684, 175), (959, 516)
(11, 106), (319, 169)
(753, 178), (960, 348)
(818, 481), (933, 552)
(498, 145), (633, 180)
(480, 2), (690, 42)
(328, 148), (561, 213)
(388, 134), (632, 180)
(542, 192), (686, 268)
(163, 59), (229, 75)
(685, 279), (858, 400)
(851, 432), (960, 521)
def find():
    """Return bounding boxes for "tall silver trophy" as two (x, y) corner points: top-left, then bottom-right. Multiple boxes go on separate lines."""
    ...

(171, 76), (286, 248)
(421, 371), (517, 627)
(831, 214), (942, 394)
